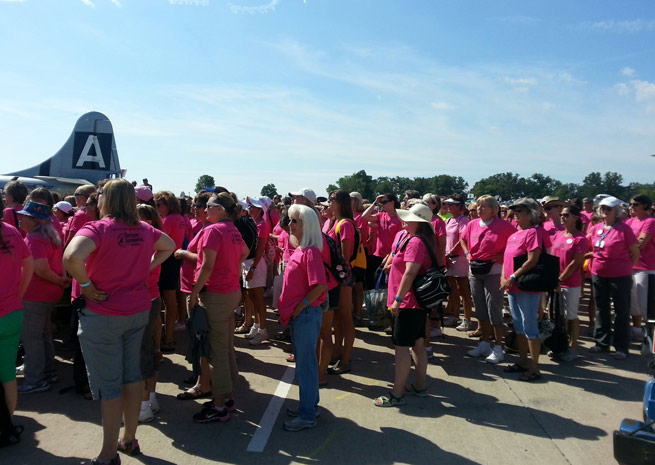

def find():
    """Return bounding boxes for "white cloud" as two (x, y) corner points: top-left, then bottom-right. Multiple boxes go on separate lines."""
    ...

(582, 19), (655, 33)
(80, 0), (95, 6)
(616, 80), (655, 102)
(621, 67), (636, 77)
(110, 0), (122, 7)
(169, 0), (209, 5)
(0, 0), (27, 3)
(229, 0), (279, 14)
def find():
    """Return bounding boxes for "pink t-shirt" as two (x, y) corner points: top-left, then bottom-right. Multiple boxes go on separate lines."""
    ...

(580, 211), (593, 226)
(627, 216), (655, 271)
(197, 221), (245, 294)
(445, 215), (468, 255)
(551, 231), (589, 288)
(587, 221), (638, 277)
(373, 212), (403, 257)
(66, 209), (92, 243)
(387, 233), (432, 309)
(278, 230), (296, 263)
(147, 263), (162, 300)
(77, 218), (162, 316)
(503, 227), (543, 293)
(181, 227), (208, 293)
(255, 217), (272, 247)
(461, 217), (516, 263)
(432, 215), (446, 240)
(543, 219), (565, 240)
(0, 223), (31, 317)
(183, 216), (193, 245)
(2, 205), (22, 229)
(322, 219), (332, 235)
(23, 233), (64, 303)
(278, 246), (327, 326)
(328, 219), (356, 260)
(162, 213), (187, 249)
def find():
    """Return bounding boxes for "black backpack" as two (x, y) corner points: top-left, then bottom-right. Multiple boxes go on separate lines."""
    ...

(322, 233), (352, 285)
(234, 216), (258, 260)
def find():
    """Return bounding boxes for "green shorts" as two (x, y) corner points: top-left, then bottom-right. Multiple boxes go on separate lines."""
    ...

(0, 310), (23, 383)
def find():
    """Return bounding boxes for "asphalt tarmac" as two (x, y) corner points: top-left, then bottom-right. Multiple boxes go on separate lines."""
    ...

(5, 303), (648, 465)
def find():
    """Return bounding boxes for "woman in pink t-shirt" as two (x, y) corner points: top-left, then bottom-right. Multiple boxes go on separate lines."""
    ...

(551, 206), (589, 361)
(350, 192), (368, 325)
(362, 193), (402, 289)
(278, 204), (326, 430)
(18, 201), (70, 394)
(1, 180), (28, 233)
(627, 194), (655, 333)
(64, 180), (175, 464)
(500, 198), (545, 382)
(587, 196), (639, 359)
(374, 204), (435, 407)
(154, 191), (186, 353)
(0, 196), (34, 420)
(64, 184), (96, 247)
(188, 193), (249, 424)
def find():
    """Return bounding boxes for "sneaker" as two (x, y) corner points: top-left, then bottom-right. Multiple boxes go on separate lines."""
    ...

(224, 398), (237, 412)
(456, 319), (472, 331)
(425, 347), (435, 360)
(560, 348), (578, 362)
(485, 346), (504, 364)
(245, 325), (259, 339)
(286, 407), (321, 418)
(467, 341), (492, 358)
(589, 345), (609, 353)
(149, 394), (160, 414)
(17, 381), (50, 394)
(614, 350), (628, 360)
(443, 316), (458, 327)
(15, 364), (24, 376)
(430, 327), (443, 338)
(249, 328), (269, 346)
(283, 416), (316, 431)
(91, 454), (121, 465)
(192, 404), (230, 423)
(138, 404), (155, 423)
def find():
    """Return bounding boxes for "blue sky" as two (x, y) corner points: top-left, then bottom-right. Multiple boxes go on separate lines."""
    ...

(1, 0), (654, 199)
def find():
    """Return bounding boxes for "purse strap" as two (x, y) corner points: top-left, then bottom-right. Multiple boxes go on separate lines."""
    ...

(410, 234), (439, 269)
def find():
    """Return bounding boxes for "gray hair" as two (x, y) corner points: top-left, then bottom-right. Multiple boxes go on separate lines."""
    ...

(288, 204), (323, 251)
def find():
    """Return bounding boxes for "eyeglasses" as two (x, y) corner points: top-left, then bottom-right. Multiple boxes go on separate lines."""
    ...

(289, 218), (301, 224)
(560, 213), (570, 218)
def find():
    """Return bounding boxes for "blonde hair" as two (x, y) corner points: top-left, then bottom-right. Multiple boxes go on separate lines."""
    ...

(101, 179), (139, 226)
(476, 195), (500, 215)
(75, 184), (97, 198)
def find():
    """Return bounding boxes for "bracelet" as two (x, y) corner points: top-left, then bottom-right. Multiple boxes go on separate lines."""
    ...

(303, 298), (310, 306)
(464, 251), (470, 256)
(181, 250), (186, 257)
(394, 295), (403, 303)
(80, 281), (92, 288)
(510, 274), (517, 281)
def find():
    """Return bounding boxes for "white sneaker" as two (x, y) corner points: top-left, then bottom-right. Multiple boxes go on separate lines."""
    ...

(249, 328), (269, 346)
(245, 325), (259, 339)
(16, 364), (24, 375)
(149, 394), (160, 414)
(430, 327), (443, 338)
(467, 341), (492, 357)
(485, 346), (504, 364)
(139, 403), (155, 423)
(456, 319), (472, 331)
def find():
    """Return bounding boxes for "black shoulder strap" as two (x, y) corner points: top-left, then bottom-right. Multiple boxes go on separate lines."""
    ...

(394, 231), (410, 254)
(411, 234), (439, 269)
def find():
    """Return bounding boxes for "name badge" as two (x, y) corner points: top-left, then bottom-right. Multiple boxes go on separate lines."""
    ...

(595, 240), (605, 248)
(566, 238), (573, 244)
(597, 229), (603, 235)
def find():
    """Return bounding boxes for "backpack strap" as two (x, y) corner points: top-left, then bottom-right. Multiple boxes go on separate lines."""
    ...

(410, 234), (439, 269)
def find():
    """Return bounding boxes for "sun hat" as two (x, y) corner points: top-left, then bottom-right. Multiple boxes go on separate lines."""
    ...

(288, 188), (317, 204)
(246, 196), (267, 212)
(397, 204), (434, 232)
(18, 201), (52, 221)
(509, 197), (541, 212)
(542, 196), (566, 208)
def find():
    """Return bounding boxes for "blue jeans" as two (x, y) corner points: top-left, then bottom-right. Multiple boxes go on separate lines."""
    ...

(508, 292), (540, 340)
(290, 305), (322, 422)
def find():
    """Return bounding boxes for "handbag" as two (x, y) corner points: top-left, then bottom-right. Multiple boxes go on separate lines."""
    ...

(512, 230), (560, 292)
(543, 291), (569, 354)
(470, 260), (494, 275)
(365, 272), (390, 330)
(409, 235), (451, 309)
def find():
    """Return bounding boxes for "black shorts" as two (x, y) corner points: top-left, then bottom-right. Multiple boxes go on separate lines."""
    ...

(158, 254), (182, 291)
(392, 309), (428, 347)
(327, 286), (340, 310)
(353, 267), (365, 283)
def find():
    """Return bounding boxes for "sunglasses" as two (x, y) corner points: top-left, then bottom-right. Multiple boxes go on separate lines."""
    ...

(560, 213), (570, 218)
(328, 197), (337, 202)
(630, 203), (641, 207)
(289, 218), (301, 224)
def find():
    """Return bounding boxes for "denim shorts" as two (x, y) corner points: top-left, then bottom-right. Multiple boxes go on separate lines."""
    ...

(78, 308), (149, 400)
(508, 292), (540, 340)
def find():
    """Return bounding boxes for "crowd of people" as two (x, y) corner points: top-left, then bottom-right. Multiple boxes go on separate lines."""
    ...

(1, 177), (654, 464)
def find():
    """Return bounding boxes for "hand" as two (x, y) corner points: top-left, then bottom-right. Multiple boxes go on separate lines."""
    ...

(58, 276), (72, 288)
(499, 277), (512, 291)
(81, 283), (107, 302)
(246, 270), (254, 281)
(174, 249), (184, 260)
(390, 300), (400, 316)
(189, 292), (199, 309)
(375, 195), (385, 205)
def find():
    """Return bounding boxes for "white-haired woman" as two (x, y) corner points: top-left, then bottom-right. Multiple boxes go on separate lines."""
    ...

(374, 204), (436, 407)
(588, 196), (639, 359)
(278, 204), (327, 431)
(64, 179), (175, 465)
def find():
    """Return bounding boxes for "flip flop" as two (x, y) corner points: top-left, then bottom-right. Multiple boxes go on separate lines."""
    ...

(503, 363), (529, 373)
(176, 386), (212, 400)
(518, 372), (542, 382)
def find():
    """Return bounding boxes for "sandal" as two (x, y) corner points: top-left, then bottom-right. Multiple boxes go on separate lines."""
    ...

(503, 363), (529, 373)
(176, 386), (212, 400)
(405, 384), (427, 398)
(160, 342), (175, 353)
(117, 438), (141, 456)
(374, 392), (406, 407)
(468, 330), (482, 338)
(327, 361), (351, 375)
(234, 324), (252, 334)
(518, 372), (542, 382)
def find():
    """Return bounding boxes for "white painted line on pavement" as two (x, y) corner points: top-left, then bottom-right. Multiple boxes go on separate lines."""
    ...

(247, 365), (295, 453)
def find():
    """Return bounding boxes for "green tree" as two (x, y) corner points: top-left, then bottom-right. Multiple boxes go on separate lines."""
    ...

(260, 183), (278, 198)
(332, 170), (376, 200)
(424, 175), (468, 196)
(523, 173), (563, 199)
(554, 183), (581, 200)
(195, 174), (215, 193)
(580, 171), (627, 199)
(471, 172), (526, 200)
(626, 182), (655, 201)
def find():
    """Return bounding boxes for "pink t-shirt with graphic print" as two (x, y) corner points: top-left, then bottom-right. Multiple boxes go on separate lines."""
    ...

(23, 233), (64, 303)
(551, 230), (589, 288)
(503, 227), (542, 293)
(76, 218), (162, 316)
(197, 221), (245, 294)
(626, 216), (655, 271)
(461, 217), (516, 262)
(587, 221), (638, 278)
(0, 223), (31, 317)
(278, 246), (327, 326)
(387, 233), (432, 309)
(373, 212), (403, 257)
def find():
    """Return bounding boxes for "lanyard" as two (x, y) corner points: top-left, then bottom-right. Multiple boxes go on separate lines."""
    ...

(598, 221), (615, 243)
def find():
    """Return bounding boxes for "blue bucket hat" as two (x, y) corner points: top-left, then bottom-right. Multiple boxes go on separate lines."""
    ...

(18, 201), (53, 221)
